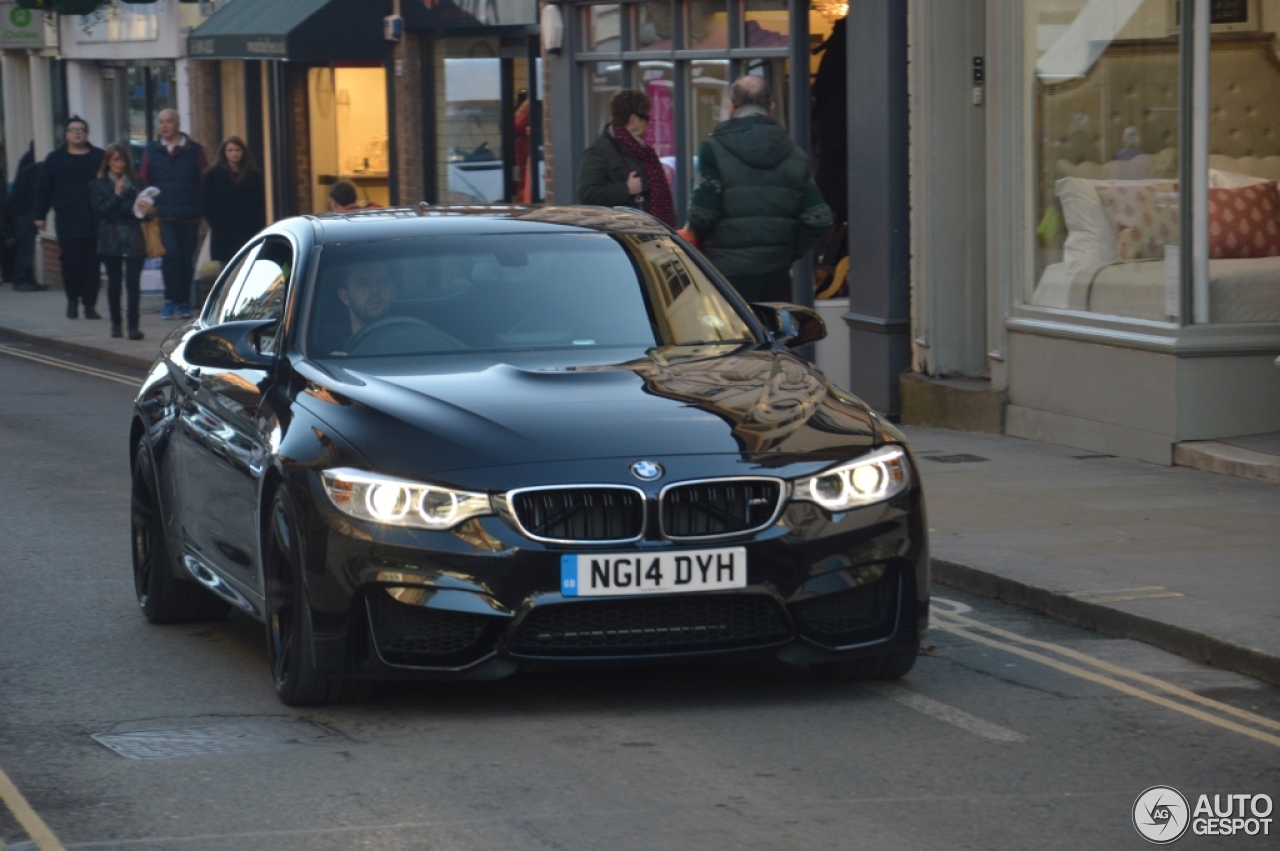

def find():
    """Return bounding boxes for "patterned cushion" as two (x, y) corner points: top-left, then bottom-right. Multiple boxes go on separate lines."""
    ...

(1095, 182), (1180, 261)
(1207, 182), (1280, 259)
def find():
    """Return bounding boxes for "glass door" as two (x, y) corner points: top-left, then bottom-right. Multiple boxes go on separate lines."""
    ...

(438, 36), (543, 205)
(307, 65), (389, 214)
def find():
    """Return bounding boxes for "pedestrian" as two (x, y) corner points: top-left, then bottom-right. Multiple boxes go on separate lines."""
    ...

(91, 142), (147, 341)
(687, 76), (832, 303)
(139, 108), (207, 319)
(33, 117), (105, 317)
(327, 181), (380, 212)
(577, 89), (677, 228)
(513, 90), (531, 203)
(202, 135), (265, 265)
(4, 144), (46, 292)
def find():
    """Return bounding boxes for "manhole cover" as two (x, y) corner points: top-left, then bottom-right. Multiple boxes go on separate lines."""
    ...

(922, 454), (987, 464)
(91, 720), (343, 760)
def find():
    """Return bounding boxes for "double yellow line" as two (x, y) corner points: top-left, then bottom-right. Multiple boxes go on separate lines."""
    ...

(932, 609), (1280, 749)
(0, 343), (138, 387)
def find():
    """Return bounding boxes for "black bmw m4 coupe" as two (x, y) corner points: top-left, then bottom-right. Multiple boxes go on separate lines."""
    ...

(129, 205), (928, 705)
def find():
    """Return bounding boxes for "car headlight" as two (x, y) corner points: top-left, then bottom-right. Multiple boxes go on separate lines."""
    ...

(321, 468), (492, 530)
(791, 446), (912, 511)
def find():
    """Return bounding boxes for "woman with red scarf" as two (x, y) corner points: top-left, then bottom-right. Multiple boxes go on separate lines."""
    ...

(577, 89), (677, 228)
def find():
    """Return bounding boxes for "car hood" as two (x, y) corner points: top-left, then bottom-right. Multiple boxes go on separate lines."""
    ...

(295, 346), (878, 477)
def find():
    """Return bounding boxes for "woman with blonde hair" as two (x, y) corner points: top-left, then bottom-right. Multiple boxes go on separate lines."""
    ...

(202, 135), (266, 264)
(90, 142), (146, 339)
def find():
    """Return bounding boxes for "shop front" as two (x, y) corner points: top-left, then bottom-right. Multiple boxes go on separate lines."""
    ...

(909, 0), (1280, 462)
(189, 0), (391, 220)
(542, 1), (853, 381)
(407, 1), (544, 206)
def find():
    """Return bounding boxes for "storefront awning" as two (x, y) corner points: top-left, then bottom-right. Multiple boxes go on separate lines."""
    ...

(189, 0), (385, 62)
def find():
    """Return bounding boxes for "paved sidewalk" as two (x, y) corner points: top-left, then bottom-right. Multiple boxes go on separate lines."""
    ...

(903, 426), (1280, 686)
(2, 284), (1278, 685)
(0, 286), (171, 371)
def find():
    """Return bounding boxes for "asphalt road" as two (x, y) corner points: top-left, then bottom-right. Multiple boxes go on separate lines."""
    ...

(1, 341), (1277, 850)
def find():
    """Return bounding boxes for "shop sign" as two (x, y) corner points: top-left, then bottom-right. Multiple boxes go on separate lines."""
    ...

(74, 0), (163, 45)
(188, 34), (285, 58)
(0, 1), (58, 49)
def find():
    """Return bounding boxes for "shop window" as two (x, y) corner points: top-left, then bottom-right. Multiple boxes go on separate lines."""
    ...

(584, 59), (622, 144)
(744, 0), (789, 48)
(741, 57), (789, 130)
(587, 4), (621, 52)
(636, 61), (676, 185)
(688, 1), (729, 49)
(1030, 0), (1280, 326)
(637, 1), (674, 50)
(98, 65), (175, 166)
(691, 59), (730, 156)
(1202, 15), (1280, 324)
(1028, 0), (1183, 323)
(441, 41), (502, 204)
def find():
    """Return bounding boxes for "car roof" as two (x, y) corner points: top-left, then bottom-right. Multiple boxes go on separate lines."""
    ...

(299, 205), (673, 244)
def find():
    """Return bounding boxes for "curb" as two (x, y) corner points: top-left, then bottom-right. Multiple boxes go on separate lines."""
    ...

(0, 326), (154, 372)
(932, 558), (1280, 687)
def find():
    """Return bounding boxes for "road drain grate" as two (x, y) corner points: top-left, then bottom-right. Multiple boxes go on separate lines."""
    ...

(921, 454), (988, 464)
(91, 720), (342, 760)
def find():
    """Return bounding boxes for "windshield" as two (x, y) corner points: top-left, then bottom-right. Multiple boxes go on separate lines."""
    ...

(306, 232), (755, 359)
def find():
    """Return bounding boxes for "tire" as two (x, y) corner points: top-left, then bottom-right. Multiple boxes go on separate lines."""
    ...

(264, 487), (366, 706)
(810, 639), (921, 682)
(131, 439), (231, 624)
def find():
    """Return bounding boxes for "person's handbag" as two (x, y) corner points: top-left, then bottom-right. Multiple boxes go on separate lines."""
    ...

(140, 217), (165, 259)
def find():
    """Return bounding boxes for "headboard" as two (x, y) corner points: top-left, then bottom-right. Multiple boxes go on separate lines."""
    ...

(1038, 32), (1280, 185)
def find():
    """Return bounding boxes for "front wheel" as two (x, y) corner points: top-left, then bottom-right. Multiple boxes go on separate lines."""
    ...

(264, 487), (366, 706)
(131, 438), (230, 624)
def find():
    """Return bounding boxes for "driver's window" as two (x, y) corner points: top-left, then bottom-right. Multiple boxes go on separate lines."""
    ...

(224, 238), (293, 354)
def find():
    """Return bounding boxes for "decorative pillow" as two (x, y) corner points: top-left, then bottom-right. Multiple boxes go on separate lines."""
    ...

(1055, 177), (1172, 269)
(1208, 154), (1280, 184)
(1209, 168), (1270, 189)
(1095, 181), (1180, 261)
(1207, 182), (1280, 259)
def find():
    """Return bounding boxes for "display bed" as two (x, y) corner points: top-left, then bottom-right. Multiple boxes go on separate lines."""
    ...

(1033, 256), (1280, 323)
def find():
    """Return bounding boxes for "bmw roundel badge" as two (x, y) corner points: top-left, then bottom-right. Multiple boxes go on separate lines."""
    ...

(630, 460), (664, 481)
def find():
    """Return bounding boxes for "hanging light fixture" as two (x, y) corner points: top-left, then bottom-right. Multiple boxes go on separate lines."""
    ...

(813, 1), (849, 23)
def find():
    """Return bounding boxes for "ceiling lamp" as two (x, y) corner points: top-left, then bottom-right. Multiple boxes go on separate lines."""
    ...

(813, 1), (848, 23)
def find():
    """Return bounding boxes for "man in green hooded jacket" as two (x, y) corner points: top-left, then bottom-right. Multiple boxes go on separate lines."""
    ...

(688, 76), (832, 303)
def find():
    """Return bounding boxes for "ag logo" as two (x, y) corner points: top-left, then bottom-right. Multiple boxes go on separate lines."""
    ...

(11, 7), (32, 28)
(629, 460), (663, 481)
(1134, 785), (1190, 844)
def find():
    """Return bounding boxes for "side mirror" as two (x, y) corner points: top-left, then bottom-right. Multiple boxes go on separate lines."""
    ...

(185, 319), (279, 370)
(751, 302), (827, 348)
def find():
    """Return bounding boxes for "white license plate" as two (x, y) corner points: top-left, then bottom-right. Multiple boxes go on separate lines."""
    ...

(560, 547), (747, 597)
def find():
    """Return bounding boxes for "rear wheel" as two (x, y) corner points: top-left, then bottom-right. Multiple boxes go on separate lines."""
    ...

(264, 487), (366, 706)
(131, 439), (230, 624)
(810, 639), (921, 682)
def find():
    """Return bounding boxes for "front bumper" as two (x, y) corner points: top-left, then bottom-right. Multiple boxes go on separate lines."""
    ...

(297, 476), (929, 679)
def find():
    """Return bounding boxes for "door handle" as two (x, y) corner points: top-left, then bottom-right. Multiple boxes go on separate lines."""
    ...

(184, 367), (202, 389)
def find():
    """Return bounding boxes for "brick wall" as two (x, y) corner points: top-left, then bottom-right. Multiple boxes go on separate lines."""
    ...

(394, 33), (426, 205)
(188, 61), (222, 154)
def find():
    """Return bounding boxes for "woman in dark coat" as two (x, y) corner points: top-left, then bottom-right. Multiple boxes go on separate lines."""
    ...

(90, 142), (146, 340)
(577, 89), (677, 228)
(202, 136), (266, 265)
